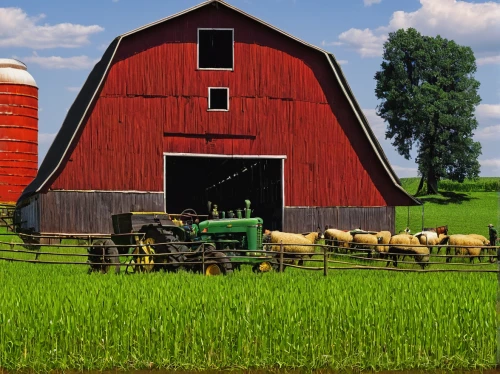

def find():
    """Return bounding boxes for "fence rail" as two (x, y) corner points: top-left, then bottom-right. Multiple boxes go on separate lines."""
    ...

(0, 236), (497, 274)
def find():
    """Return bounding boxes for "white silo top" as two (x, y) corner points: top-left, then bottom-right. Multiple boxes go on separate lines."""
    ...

(0, 59), (37, 87)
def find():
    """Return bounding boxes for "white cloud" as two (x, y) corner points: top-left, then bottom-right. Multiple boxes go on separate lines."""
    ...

(474, 125), (500, 140)
(39, 133), (56, 145)
(22, 53), (98, 70)
(476, 103), (500, 119)
(0, 7), (103, 49)
(321, 41), (343, 47)
(383, 0), (500, 53)
(65, 86), (80, 92)
(337, 28), (387, 57)
(477, 55), (500, 66)
(480, 158), (500, 174)
(327, 0), (500, 58)
(391, 165), (418, 178)
(337, 59), (348, 65)
(364, 0), (381, 6)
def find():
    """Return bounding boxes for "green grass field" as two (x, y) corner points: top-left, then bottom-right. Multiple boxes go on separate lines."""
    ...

(0, 177), (498, 371)
(396, 177), (499, 236)
(0, 262), (495, 372)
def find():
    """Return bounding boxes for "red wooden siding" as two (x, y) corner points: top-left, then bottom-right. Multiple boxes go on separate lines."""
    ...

(50, 5), (407, 207)
(0, 84), (38, 203)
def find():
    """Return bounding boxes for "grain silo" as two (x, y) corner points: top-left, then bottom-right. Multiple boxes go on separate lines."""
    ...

(0, 59), (38, 204)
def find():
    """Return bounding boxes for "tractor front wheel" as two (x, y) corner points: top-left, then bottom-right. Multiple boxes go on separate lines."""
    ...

(252, 261), (274, 273)
(204, 251), (232, 276)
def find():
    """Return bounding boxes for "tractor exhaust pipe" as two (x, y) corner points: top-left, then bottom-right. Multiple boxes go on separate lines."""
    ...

(245, 200), (251, 218)
(207, 201), (212, 218)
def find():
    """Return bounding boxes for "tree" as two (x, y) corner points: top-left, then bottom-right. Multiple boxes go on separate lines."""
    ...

(374, 28), (482, 195)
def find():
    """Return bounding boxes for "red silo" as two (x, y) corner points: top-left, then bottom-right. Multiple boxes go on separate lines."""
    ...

(0, 59), (38, 204)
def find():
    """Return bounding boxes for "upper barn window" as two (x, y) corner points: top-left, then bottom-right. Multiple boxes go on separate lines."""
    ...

(198, 29), (234, 70)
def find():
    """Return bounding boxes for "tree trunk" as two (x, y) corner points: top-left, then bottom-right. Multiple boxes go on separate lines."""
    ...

(426, 170), (439, 195)
(416, 176), (425, 194)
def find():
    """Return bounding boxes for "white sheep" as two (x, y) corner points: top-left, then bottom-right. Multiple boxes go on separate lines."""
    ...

(269, 231), (319, 266)
(415, 231), (451, 254)
(442, 235), (485, 263)
(374, 231), (392, 255)
(324, 229), (353, 253)
(351, 233), (382, 257)
(386, 234), (430, 269)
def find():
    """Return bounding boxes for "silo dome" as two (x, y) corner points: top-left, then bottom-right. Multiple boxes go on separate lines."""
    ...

(0, 59), (38, 204)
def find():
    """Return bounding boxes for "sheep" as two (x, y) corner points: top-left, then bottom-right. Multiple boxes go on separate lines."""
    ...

(386, 234), (430, 269)
(442, 235), (484, 263)
(415, 231), (439, 253)
(467, 234), (491, 259)
(324, 229), (353, 253)
(467, 234), (490, 246)
(374, 231), (392, 256)
(351, 233), (382, 257)
(269, 231), (319, 266)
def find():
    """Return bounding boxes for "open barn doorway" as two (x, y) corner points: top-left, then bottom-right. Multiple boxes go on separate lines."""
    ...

(164, 154), (284, 231)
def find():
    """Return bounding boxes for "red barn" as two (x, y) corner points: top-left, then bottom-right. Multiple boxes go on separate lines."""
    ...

(16, 0), (419, 235)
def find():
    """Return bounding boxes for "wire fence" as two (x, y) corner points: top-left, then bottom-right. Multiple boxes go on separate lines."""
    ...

(0, 235), (497, 274)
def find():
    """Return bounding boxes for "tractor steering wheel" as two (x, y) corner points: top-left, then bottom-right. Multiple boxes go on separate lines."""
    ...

(179, 208), (199, 225)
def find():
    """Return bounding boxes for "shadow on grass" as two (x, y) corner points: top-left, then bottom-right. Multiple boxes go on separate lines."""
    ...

(416, 191), (478, 205)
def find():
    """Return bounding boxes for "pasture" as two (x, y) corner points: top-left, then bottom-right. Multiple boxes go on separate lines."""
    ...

(0, 177), (498, 371)
(396, 177), (499, 236)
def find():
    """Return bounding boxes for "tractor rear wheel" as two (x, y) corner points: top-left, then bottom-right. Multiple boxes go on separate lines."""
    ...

(88, 239), (120, 274)
(204, 251), (233, 276)
(141, 227), (186, 271)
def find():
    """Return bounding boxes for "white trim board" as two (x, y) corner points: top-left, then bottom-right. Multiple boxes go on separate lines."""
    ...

(197, 28), (234, 71)
(163, 153), (286, 228)
(208, 87), (230, 111)
(48, 190), (163, 194)
(164, 152), (287, 159)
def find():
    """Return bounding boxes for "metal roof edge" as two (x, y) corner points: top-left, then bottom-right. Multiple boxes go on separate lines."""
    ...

(37, 37), (123, 194)
(18, 37), (123, 202)
(119, 0), (330, 56)
(324, 53), (421, 206)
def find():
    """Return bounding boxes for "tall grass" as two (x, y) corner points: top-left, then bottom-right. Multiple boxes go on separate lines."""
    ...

(0, 262), (495, 371)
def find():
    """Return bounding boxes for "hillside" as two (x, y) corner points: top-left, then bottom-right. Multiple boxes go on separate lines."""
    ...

(396, 177), (499, 236)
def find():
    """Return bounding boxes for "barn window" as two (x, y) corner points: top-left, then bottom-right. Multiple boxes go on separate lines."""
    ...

(208, 87), (229, 111)
(198, 29), (234, 70)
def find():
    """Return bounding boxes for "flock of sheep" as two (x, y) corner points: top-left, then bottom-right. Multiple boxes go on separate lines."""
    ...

(264, 227), (494, 269)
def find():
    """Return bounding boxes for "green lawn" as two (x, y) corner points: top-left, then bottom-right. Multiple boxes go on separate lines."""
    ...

(396, 178), (499, 236)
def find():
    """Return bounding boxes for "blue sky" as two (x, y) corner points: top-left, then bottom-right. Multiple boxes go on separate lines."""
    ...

(2, 0), (499, 177)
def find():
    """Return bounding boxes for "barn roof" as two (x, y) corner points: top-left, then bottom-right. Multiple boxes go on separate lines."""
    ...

(19, 0), (420, 206)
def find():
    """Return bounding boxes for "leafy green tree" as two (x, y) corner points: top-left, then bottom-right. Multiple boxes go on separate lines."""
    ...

(374, 28), (481, 195)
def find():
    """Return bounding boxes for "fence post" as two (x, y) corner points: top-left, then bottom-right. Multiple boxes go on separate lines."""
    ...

(279, 241), (284, 273)
(497, 245), (500, 368)
(323, 244), (328, 276)
(202, 243), (205, 276)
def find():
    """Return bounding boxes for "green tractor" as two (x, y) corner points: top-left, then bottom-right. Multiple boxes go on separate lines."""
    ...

(194, 200), (276, 273)
(87, 200), (276, 275)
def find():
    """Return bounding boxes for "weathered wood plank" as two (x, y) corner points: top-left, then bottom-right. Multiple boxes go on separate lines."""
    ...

(38, 191), (164, 234)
